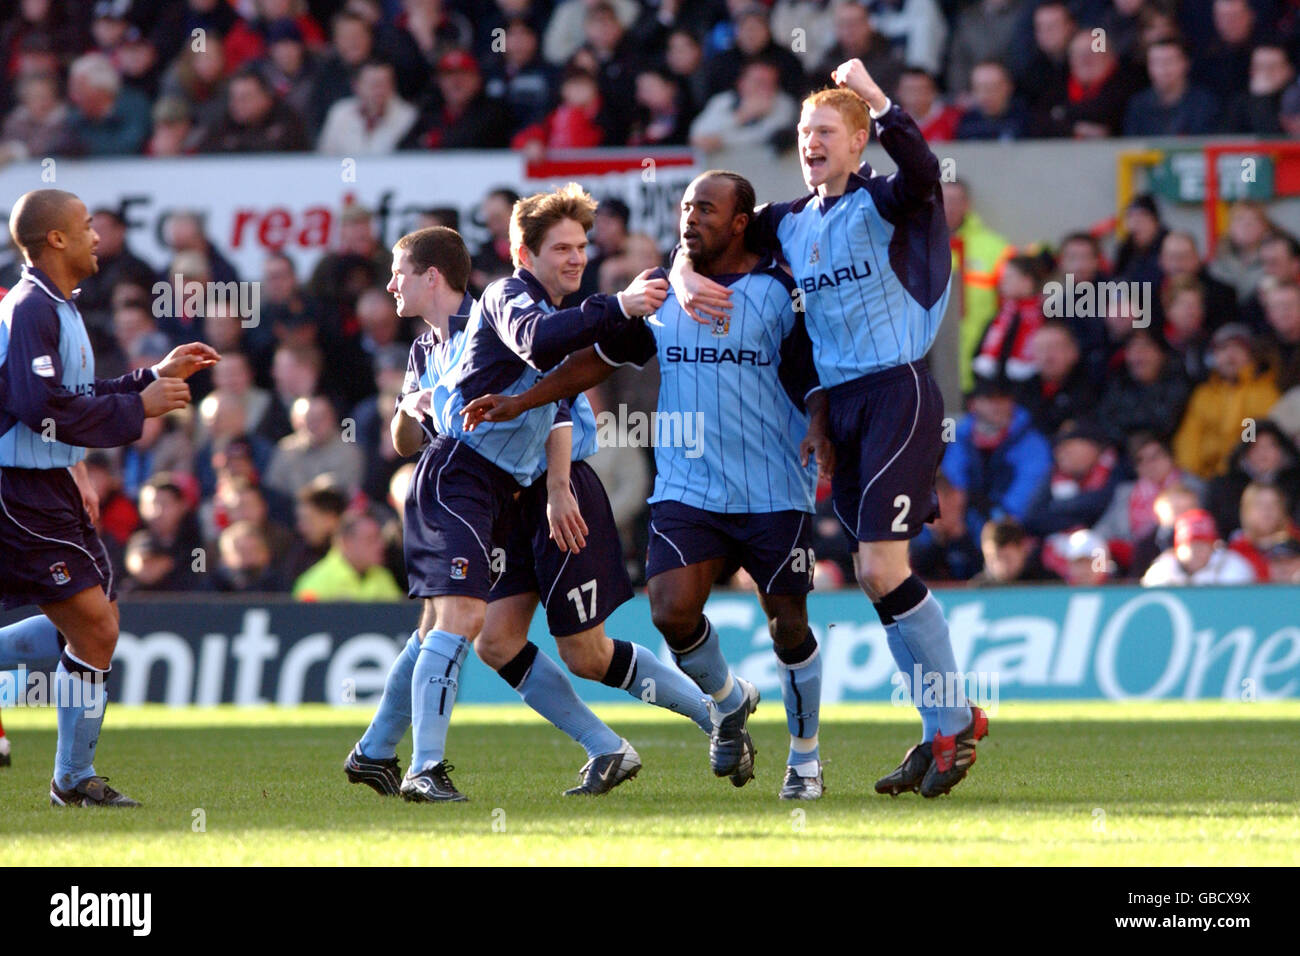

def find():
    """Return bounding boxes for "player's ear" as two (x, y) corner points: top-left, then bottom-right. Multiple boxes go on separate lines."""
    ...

(852, 126), (870, 153)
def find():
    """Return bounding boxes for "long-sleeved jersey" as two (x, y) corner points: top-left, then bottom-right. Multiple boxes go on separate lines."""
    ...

(399, 279), (609, 485)
(0, 265), (154, 468)
(749, 103), (952, 388)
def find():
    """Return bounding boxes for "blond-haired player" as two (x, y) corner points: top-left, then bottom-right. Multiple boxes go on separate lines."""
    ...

(671, 61), (990, 798)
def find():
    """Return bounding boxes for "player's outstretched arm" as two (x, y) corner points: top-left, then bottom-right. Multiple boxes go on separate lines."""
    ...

(544, 420), (588, 554)
(154, 342), (220, 381)
(461, 347), (616, 431)
(492, 270), (662, 373)
(93, 344), (219, 396)
(833, 58), (941, 210)
(5, 301), (168, 447)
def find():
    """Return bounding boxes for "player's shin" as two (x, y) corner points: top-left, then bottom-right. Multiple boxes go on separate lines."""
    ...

(53, 649), (108, 789)
(0, 614), (62, 669)
(358, 631), (420, 760)
(878, 576), (968, 737)
(410, 630), (471, 771)
(775, 631), (822, 769)
(499, 641), (622, 758)
(602, 639), (711, 731)
(876, 603), (939, 741)
(670, 616), (745, 715)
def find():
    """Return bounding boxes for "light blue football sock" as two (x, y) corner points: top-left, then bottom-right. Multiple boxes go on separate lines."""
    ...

(671, 617), (744, 715)
(882, 577), (968, 737)
(358, 631), (420, 760)
(53, 651), (108, 790)
(776, 632), (822, 766)
(410, 629), (470, 772)
(506, 643), (622, 758)
(603, 640), (711, 732)
(882, 619), (940, 742)
(0, 614), (61, 669)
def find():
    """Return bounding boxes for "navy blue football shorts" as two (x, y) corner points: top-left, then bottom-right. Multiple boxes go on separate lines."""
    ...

(827, 360), (944, 543)
(645, 500), (815, 595)
(0, 466), (117, 609)
(491, 459), (633, 637)
(404, 435), (520, 601)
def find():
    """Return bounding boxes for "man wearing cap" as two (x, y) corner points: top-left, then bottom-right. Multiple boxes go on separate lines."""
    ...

(1141, 508), (1257, 585)
(1174, 322), (1280, 479)
(1025, 421), (1121, 538)
(1024, 420), (1121, 577)
(1060, 529), (1111, 586)
(405, 50), (512, 150)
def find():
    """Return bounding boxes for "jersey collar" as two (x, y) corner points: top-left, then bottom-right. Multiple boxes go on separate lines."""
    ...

(449, 292), (474, 336)
(814, 165), (871, 213)
(21, 264), (80, 303)
(514, 267), (553, 306)
(701, 254), (785, 287)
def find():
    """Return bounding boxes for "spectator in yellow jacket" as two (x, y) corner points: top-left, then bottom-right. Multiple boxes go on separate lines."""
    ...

(294, 510), (403, 601)
(1174, 324), (1281, 479)
(943, 179), (1014, 393)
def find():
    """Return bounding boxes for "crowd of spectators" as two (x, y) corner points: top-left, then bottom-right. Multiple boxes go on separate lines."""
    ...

(3, 0), (1300, 167)
(920, 186), (1300, 590)
(4, 180), (1296, 597)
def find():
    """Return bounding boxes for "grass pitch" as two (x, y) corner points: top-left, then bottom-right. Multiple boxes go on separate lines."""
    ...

(1, 701), (1296, 866)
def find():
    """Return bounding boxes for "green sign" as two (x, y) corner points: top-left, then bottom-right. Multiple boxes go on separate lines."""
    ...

(1149, 150), (1275, 203)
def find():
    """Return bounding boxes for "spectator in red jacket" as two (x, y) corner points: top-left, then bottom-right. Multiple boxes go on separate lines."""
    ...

(406, 49), (513, 149)
(511, 67), (605, 157)
(896, 66), (961, 141)
(973, 255), (1047, 385)
(223, 1), (327, 72)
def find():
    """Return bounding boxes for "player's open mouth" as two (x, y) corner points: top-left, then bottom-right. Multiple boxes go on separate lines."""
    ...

(804, 155), (826, 171)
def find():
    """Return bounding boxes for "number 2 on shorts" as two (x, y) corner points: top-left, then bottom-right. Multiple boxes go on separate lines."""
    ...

(891, 494), (911, 533)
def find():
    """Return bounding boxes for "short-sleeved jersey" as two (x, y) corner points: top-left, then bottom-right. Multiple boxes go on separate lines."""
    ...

(0, 265), (152, 468)
(399, 277), (612, 486)
(597, 260), (820, 514)
(750, 103), (952, 387)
